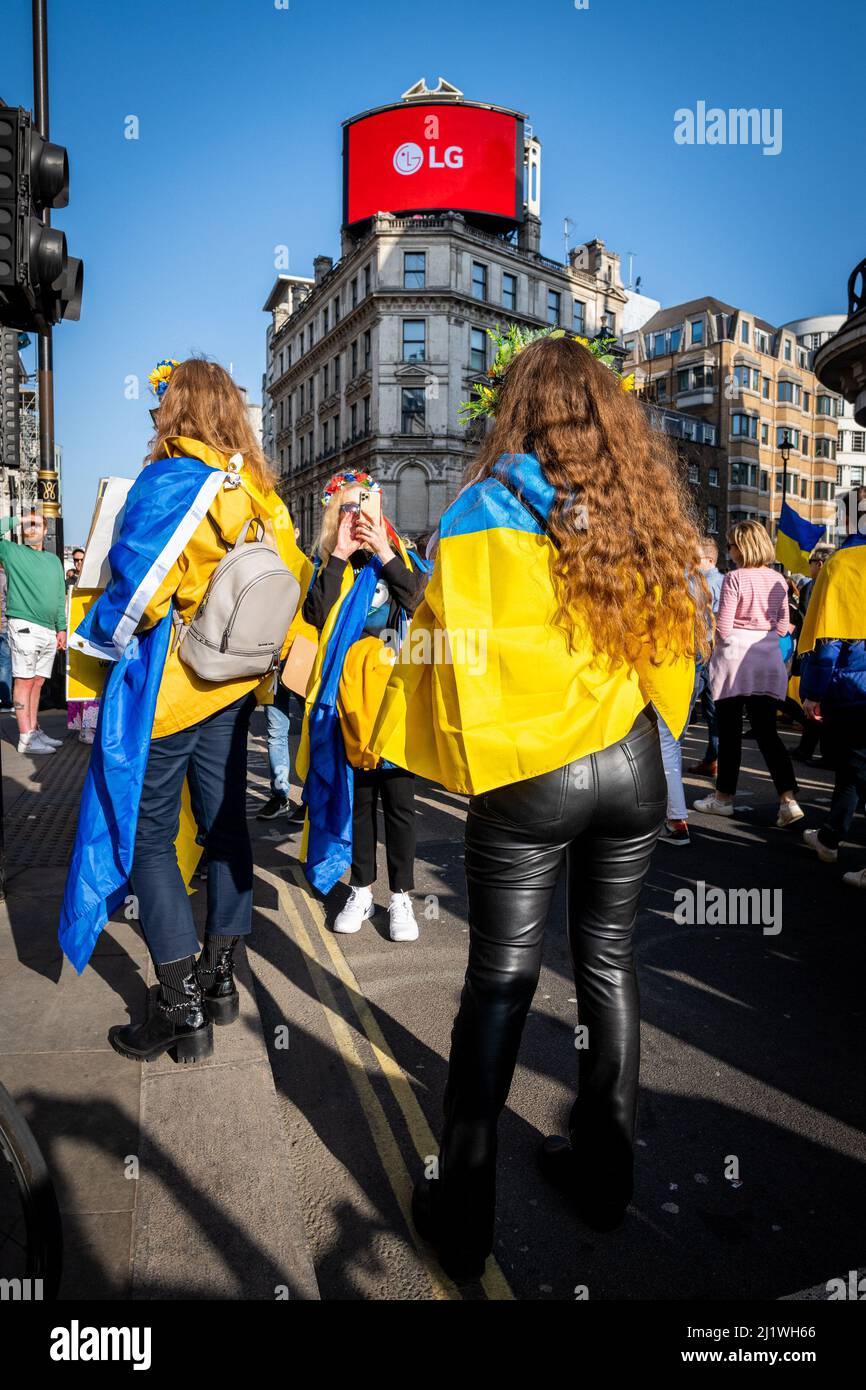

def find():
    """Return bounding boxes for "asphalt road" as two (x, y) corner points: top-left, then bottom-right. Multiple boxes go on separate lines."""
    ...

(246, 707), (866, 1302)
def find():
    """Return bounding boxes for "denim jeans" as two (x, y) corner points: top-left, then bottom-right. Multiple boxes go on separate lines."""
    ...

(818, 706), (866, 848)
(0, 632), (12, 708)
(130, 695), (255, 965)
(657, 712), (687, 820)
(264, 683), (294, 796)
(691, 663), (719, 763)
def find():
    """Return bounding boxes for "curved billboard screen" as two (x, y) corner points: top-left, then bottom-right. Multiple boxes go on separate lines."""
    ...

(343, 102), (524, 226)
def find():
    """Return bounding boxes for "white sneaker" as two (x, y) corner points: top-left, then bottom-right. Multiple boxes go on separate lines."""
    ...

(693, 794), (734, 817)
(777, 799), (805, 828)
(843, 868), (866, 890)
(389, 891), (419, 942)
(803, 828), (838, 863)
(334, 885), (374, 934)
(17, 730), (55, 755)
(35, 727), (63, 747)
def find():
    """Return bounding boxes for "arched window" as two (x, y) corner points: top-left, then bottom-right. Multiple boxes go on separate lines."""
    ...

(396, 464), (428, 534)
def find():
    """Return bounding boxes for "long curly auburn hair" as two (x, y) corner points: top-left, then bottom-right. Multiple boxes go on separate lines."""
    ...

(466, 334), (709, 668)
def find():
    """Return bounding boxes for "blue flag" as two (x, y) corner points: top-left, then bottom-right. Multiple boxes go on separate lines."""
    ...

(59, 455), (224, 972)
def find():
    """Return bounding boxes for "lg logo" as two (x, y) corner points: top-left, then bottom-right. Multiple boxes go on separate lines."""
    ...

(393, 141), (464, 175)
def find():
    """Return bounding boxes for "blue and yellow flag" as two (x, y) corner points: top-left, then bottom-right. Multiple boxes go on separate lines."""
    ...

(798, 534), (866, 653)
(775, 501), (825, 574)
(371, 453), (696, 796)
(59, 456), (223, 973)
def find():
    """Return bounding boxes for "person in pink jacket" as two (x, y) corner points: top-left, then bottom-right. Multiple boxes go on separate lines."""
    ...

(695, 520), (803, 827)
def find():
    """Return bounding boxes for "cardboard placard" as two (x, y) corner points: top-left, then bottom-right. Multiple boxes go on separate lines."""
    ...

(77, 477), (134, 590)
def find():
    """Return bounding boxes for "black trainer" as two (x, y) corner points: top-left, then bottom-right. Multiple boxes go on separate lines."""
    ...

(196, 935), (240, 1026)
(109, 956), (213, 1064)
(257, 794), (289, 820)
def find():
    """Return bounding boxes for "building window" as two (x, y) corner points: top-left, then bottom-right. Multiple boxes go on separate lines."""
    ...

(397, 463), (429, 533)
(688, 462), (700, 484)
(471, 261), (488, 301)
(401, 387), (426, 434)
(321, 363), (329, 397)
(308, 378), (315, 411)
(402, 319), (426, 362)
(351, 340), (358, 377)
(334, 354), (341, 391)
(731, 414), (758, 439)
(363, 329), (371, 370)
(307, 325), (314, 352)
(669, 327), (682, 352)
(333, 295), (340, 324)
(502, 273), (517, 311)
(760, 470), (769, 492)
(678, 365), (714, 393)
(816, 394), (833, 416)
(364, 263), (372, 297)
(731, 462), (759, 487)
(363, 396), (371, 434)
(762, 376), (770, 399)
(470, 327), (486, 372)
(741, 319), (750, 344)
(853, 432), (866, 453)
(547, 289), (561, 325)
(815, 437), (837, 459)
(690, 319), (704, 345)
(655, 379), (667, 401)
(784, 338), (792, 361)
(322, 305), (329, 334)
(351, 277), (358, 308)
(707, 503), (718, 532)
(801, 434), (809, 456)
(709, 466), (719, 488)
(573, 299), (585, 334)
(322, 418), (329, 453)
(776, 426), (800, 449)
(404, 251), (426, 289)
(601, 310), (616, 333)
(351, 402), (357, 437)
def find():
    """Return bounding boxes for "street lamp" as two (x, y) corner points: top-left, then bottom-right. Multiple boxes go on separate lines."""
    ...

(777, 429), (792, 534)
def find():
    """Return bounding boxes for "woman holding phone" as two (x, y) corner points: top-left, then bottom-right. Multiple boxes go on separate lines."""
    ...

(301, 472), (428, 940)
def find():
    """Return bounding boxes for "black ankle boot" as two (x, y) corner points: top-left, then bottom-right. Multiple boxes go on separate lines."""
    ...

(537, 1135), (628, 1232)
(196, 935), (240, 1026)
(109, 956), (213, 1064)
(411, 1175), (488, 1284)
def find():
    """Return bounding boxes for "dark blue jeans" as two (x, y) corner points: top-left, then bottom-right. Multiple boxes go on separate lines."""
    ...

(818, 706), (866, 849)
(130, 695), (255, 965)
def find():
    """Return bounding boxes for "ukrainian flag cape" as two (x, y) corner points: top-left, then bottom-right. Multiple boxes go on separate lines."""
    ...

(296, 536), (426, 895)
(775, 501), (825, 575)
(370, 453), (695, 797)
(59, 456), (225, 971)
(798, 535), (866, 655)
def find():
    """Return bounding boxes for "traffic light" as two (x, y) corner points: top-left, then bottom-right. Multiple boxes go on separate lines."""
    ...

(0, 101), (83, 332)
(0, 327), (20, 469)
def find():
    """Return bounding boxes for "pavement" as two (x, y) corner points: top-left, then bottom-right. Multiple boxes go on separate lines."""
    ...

(0, 708), (318, 1301)
(1, 702), (864, 1303)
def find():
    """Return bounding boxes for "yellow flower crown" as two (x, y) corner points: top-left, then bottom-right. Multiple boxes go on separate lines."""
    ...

(459, 327), (634, 423)
(148, 359), (181, 399)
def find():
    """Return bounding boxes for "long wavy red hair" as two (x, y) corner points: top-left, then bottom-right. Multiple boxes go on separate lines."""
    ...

(466, 334), (708, 667)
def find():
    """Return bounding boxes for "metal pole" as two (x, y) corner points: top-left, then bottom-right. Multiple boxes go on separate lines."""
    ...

(32, 0), (62, 560)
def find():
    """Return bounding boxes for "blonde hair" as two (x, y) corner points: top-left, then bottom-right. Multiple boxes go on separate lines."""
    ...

(728, 520), (775, 568)
(315, 494), (341, 563)
(146, 358), (275, 491)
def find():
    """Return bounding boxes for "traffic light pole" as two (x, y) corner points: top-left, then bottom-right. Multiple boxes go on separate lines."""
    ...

(32, 0), (62, 559)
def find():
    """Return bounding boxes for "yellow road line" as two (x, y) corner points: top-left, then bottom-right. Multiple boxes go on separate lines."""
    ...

(257, 866), (459, 1301)
(285, 863), (515, 1303)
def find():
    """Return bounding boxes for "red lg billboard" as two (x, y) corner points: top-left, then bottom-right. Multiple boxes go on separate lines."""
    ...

(343, 102), (524, 226)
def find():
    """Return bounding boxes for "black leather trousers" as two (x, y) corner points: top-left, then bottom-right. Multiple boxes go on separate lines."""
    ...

(437, 708), (666, 1258)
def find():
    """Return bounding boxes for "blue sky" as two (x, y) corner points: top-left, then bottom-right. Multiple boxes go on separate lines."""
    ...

(2, 0), (863, 539)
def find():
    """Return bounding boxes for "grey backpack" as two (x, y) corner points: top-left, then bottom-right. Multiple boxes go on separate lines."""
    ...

(177, 517), (300, 683)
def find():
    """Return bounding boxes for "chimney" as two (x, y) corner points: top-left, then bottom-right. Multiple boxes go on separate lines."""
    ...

(313, 255), (334, 284)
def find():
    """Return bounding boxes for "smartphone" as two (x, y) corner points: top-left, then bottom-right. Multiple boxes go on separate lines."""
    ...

(358, 488), (381, 525)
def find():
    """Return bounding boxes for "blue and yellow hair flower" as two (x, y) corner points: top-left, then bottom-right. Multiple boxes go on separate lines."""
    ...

(148, 359), (181, 398)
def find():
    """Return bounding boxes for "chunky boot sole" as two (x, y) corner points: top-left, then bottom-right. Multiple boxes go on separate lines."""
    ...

(108, 1023), (214, 1065)
(204, 991), (239, 1026)
(411, 1180), (487, 1284)
(537, 1136), (629, 1232)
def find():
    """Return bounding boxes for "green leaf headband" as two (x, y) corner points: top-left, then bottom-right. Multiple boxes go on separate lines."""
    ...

(458, 326), (635, 424)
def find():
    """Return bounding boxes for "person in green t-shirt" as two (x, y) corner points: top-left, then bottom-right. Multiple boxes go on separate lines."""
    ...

(0, 511), (67, 755)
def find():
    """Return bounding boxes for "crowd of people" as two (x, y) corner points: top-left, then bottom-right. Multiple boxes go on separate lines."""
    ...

(4, 339), (863, 1285)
